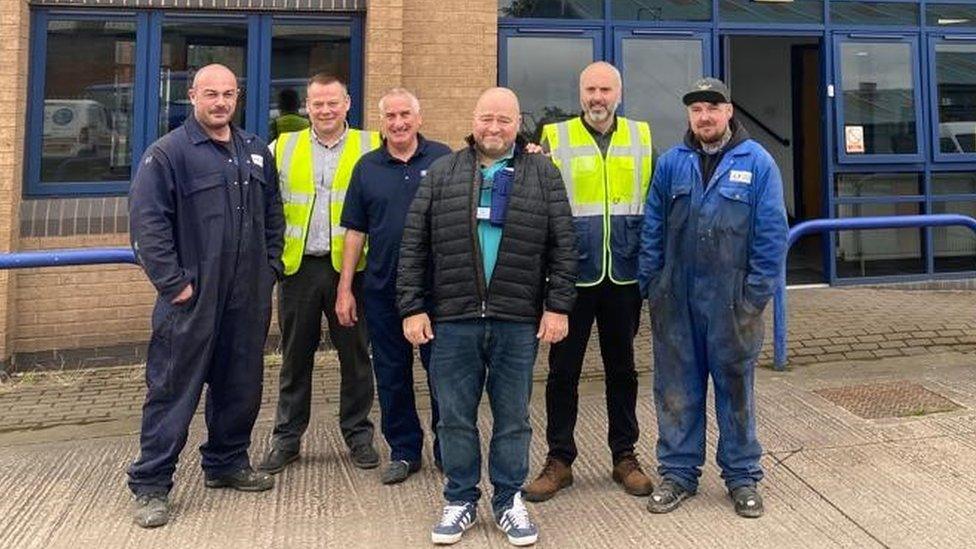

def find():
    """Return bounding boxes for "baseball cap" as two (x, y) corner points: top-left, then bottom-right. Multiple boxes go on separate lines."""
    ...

(682, 77), (731, 105)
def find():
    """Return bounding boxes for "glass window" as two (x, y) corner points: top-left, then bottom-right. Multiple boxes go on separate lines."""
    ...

(621, 37), (704, 154)
(159, 21), (248, 136)
(504, 36), (595, 141)
(835, 202), (925, 277)
(834, 173), (921, 197)
(612, 0), (711, 21)
(269, 24), (350, 141)
(927, 3), (976, 27)
(839, 41), (918, 155)
(932, 172), (976, 195)
(719, 0), (823, 24)
(40, 19), (136, 185)
(932, 200), (976, 272)
(831, 2), (919, 26)
(498, 0), (603, 19)
(934, 43), (976, 155)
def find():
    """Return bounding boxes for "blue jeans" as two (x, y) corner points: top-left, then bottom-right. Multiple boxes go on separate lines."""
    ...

(429, 319), (538, 517)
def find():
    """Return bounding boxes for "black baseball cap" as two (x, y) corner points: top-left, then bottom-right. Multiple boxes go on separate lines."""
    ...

(682, 77), (731, 105)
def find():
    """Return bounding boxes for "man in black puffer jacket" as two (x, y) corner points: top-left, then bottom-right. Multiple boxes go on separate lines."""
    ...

(397, 87), (576, 546)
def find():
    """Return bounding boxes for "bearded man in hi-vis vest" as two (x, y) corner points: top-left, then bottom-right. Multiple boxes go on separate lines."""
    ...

(259, 73), (382, 474)
(524, 61), (655, 502)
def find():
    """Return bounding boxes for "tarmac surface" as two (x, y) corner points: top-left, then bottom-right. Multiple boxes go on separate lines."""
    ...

(2, 347), (976, 548)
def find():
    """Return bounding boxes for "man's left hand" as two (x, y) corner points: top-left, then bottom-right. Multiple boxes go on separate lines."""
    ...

(524, 142), (544, 155)
(537, 311), (569, 343)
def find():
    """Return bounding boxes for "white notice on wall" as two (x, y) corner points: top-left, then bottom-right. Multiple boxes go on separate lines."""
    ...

(845, 126), (865, 154)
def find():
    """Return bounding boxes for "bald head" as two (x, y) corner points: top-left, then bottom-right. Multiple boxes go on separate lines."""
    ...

(472, 87), (521, 162)
(188, 64), (239, 135)
(192, 64), (237, 89)
(579, 62), (621, 130)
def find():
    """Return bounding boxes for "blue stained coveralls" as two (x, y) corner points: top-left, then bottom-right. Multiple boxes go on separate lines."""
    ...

(127, 116), (285, 496)
(638, 134), (787, 493)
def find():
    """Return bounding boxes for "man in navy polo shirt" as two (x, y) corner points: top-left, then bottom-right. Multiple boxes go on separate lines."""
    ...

(336, 88), (452, 485)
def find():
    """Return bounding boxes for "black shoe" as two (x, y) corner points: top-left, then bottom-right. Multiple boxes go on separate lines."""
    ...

(381, 460), (421, 484)
(132, 493), (169, 528)
(646, 479), (694, 514)
(350, 444), (380, 469)
(205, 467), (274, 492)
(257, 447), (299, 474)
(730, 485), (764, 518)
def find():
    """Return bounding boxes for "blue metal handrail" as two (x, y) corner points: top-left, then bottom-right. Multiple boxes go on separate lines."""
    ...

(773, 214), (976, 370)
(0, 247), (136, 270)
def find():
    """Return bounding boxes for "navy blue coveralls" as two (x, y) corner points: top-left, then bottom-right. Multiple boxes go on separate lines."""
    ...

(638, 136), (787, 494)
(340, 135), (452, 465)
(127, 116), (285, 496)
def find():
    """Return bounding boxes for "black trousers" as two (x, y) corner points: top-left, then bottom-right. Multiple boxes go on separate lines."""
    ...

(270, 256), (374, 452)
(545, 279), (642, 465)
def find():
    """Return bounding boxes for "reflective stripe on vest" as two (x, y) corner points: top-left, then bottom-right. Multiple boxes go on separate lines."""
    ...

(544, 116), (652, 285)
(275, 127), (380, 275)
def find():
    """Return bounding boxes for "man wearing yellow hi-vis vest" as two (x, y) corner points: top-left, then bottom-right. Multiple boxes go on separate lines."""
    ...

(524, 62), (655, 503)
(259, 73), (382, 475)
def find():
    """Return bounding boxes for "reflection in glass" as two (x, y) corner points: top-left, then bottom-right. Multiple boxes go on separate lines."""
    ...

(498, 0), (602, 19)
(935, 44), (976, 154)
(612, 0), (711, 21)
(270, 25), (350, 141)
(719, 0), (823, 24)
(41, 20), (136, 184)
(840, 42), (917, 155)
(159, 21), (247, 136)
(835, 202), (924, 277)
(505, 36), (594, 141)
(830, 2), (919, 26)
(927, 3), (976, 27)
(834, 173), (921, 197)
(621, 37), (703, 154)
(933, 201), (976, 272)
(932, 172), (976, 195)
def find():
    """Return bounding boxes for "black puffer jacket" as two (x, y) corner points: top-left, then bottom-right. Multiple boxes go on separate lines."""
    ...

(397, 136), (577, 323)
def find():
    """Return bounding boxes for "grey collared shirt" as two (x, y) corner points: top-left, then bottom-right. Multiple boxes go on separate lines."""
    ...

(304, 125), (349, 256)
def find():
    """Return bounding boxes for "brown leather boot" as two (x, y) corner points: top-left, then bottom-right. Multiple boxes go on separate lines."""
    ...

(612, 454), (654, 496)
(522, 457), (573, 502)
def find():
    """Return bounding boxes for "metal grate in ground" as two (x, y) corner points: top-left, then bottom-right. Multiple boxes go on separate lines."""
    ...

(813, 381), (963, 419)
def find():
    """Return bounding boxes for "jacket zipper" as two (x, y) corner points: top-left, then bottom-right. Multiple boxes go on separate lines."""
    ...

(469, 154), (489, 317)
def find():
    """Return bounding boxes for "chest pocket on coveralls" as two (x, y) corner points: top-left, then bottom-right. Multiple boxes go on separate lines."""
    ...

(182, 172), (224, 221)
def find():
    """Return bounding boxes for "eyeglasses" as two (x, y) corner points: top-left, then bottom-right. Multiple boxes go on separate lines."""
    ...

(198, 88), (241, 101)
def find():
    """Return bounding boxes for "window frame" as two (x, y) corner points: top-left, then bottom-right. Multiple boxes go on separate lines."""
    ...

(927, 33), (976, 163)
(24, 8), (363, 198)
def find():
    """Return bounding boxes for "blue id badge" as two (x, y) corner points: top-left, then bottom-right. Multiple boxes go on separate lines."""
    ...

(490, 166), (514, 226)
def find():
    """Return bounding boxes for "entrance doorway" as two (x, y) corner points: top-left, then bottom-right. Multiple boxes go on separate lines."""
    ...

(723, 35), (825, 284)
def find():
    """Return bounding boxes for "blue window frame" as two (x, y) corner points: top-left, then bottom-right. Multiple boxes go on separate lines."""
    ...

(927, 34), (976, 163)
(25, 8), (362, 198)
(832, 33), (924, 164)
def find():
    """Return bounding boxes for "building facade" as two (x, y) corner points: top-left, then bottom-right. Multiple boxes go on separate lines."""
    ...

(1, 0), (974, 369)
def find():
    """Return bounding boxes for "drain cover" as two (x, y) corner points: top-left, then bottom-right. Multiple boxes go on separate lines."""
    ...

(814, 382), (962, 419)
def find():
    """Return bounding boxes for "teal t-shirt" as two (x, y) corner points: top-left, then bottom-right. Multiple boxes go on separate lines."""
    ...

(478, 152), (512, 283)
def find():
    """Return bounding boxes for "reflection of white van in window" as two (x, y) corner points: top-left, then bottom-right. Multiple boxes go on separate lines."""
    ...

(43, 99), (113, 159)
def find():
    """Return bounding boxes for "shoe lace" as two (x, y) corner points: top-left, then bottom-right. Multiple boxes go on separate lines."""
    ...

(541, 458), (562, 481)
(438, 504), (468, 527)
(505, 494), (532, 530)
(617, 454), (644, 475)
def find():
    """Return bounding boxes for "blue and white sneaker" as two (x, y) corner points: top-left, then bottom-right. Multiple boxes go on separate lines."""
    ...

(431, 501), (477, 545)
(495, 493), (538, 546)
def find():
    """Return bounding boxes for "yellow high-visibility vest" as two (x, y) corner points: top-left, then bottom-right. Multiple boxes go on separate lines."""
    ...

(275, 127), (381, 275)
(543, 116), (652, 285)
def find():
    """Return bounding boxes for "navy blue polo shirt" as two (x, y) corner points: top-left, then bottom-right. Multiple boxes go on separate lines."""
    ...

(341, 135), (452, 296)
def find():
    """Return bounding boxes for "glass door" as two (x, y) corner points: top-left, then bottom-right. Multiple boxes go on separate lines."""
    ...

(498, 27), (603, 141)
(613, 28), (711, 154)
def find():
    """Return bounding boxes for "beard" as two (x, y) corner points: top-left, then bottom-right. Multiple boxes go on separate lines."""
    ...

(584, 100), (619, 124)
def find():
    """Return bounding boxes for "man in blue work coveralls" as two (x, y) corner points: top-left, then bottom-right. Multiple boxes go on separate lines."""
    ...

(335, 88), (452, 484)
(127, 64), (285, 528)
(638, 77), (788, 518)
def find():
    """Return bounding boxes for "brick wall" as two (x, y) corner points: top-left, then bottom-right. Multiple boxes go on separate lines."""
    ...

(0, 0), (30, 364)
(365, 0), (497, 147)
